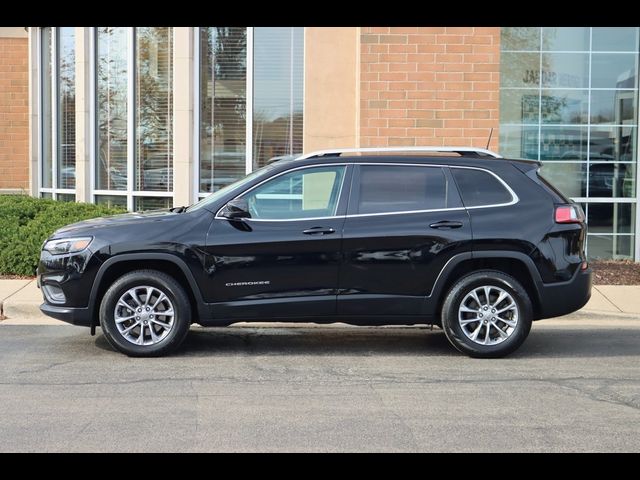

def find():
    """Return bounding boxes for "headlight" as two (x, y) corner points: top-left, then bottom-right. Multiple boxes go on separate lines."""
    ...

(43, 237), (93, 255)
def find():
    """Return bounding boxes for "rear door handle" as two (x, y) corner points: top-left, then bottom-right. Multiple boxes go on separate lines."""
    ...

(303, 226), (336, 235)
(429, 220), (463, 229)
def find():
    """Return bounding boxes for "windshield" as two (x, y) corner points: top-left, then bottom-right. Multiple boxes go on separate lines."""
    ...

(186, 164), (275, 213)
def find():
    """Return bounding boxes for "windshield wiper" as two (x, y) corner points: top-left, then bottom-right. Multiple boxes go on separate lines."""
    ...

(170, 206), (187, 213)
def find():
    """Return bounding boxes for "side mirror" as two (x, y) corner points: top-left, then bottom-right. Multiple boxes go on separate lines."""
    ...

(220, 198), (251, 219)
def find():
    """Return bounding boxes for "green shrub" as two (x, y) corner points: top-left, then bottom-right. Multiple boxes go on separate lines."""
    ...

(0, 195), (126, 276)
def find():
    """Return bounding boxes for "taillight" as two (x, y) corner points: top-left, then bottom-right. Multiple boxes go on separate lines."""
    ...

(555, 204), (584, 224)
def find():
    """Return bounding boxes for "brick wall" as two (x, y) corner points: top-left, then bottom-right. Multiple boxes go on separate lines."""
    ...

(0, 36), (29, 191)
(360, 27), (500, 150)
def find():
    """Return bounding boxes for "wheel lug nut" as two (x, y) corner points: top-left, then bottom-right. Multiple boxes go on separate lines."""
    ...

(149, 315), (154, 319)
(146, 307), (150, 311)
(136, 316), (140, 320)
(491, 309), (496, 313)
(137, 308), (141, 312)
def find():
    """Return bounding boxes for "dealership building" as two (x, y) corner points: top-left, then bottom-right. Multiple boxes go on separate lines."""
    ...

(0, 26), (638, 260)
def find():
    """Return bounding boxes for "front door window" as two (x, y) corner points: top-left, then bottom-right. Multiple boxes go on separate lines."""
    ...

(242, 166), (346, 220)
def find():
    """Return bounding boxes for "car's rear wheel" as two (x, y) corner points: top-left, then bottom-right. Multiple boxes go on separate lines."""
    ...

(441, 270), (533, 358)
(99, 270), (191, 357)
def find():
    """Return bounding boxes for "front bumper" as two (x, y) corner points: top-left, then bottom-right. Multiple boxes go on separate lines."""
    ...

(39, 303), (92, 326)
(536, 267), (592, 319)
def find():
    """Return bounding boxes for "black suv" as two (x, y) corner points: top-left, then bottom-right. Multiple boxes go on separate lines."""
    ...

(38, 147), (592, 358)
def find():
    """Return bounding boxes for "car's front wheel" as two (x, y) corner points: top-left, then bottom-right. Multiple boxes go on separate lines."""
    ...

(99, 270), (191, 357)
(440, 270), (533, 358)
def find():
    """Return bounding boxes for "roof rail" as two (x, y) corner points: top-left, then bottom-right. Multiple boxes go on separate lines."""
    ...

(298, 146), (502, 159)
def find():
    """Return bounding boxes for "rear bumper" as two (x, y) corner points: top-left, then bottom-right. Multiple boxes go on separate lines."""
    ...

(536, 267), (592, 319)
(39, 303), (92, 327)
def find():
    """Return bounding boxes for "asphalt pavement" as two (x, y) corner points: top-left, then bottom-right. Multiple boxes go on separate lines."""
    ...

(1, 316), (639, 452)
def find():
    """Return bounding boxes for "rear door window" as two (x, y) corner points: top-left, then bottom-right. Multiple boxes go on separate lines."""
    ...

(451, 168), (514, 207)
(355, 165), (460, 215)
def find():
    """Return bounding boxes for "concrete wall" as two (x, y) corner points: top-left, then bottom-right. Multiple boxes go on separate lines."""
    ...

(303, 27), (360, 152)
(0, 29), (29, 192)
(359, 27), (500, 151)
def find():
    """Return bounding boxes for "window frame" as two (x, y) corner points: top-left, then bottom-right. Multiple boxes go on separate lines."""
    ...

(215, 163), (350, 222)
(90, 27), (174, 211)
(38, 27), (76, 201)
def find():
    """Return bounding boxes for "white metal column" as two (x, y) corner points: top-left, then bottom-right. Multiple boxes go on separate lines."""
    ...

(126, 27), (135, 211)
(246, 27), (253, 174)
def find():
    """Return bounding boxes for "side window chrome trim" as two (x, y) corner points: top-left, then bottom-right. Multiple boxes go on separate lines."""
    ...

(214, 161), (519, 221)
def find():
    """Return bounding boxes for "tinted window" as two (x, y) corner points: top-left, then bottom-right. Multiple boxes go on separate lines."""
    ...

(243, 166), (345, 219)
(357, 166), (456, 214)
(451, 168), (513, 207)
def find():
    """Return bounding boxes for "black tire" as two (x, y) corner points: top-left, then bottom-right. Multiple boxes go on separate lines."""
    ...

(99, 269), (191, 357)
(440, 270), (533, 358)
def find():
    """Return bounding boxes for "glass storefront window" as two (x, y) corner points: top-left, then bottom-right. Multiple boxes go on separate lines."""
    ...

(95, 195), (127, 208)
(587, 203), (636, 234)
(135, 27), (173, 193)
(40, 27), (76, 198)
(587, 234), (633, 260)
(96, 27), (128, 191)
(252, 27), (304, 169)
(540, 89), (588, 124)
(134, 197), (172, 211)
(58, 27), (76, 190)
(501, 27), (540, 51)
(541, 27), (590, 52)
(591, 53), (638, 89)
(499, 27), (640, 260)
(592, 28), (639, 52)
(199, 27), (247, 194)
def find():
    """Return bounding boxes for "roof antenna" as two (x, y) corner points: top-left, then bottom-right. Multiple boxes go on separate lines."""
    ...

(486, 127), (494, 150)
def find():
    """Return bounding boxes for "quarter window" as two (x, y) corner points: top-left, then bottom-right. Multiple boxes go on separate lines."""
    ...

(356, 165), (456, 215)
(451, 169), (513, 207)
(242, 166), (345, 220)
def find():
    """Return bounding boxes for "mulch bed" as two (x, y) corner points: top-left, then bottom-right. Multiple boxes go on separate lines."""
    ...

(2, 260), (640, 285)
(591, 260), (640, 285)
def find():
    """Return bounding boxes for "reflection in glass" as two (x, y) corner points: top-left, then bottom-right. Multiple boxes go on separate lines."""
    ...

(500, 89), (539, 124)
(540, 162), (586, 198)
(588, 163), (636, 198)
(591, 53), (638, 89)
(56, 193), (76, 202)
(587, 234), (633, 260)
(199, 27), (247, 194)
(587, 203), (635, 234)
(542, 27), (589, 52)
(135, 27), (173, 192)
(57, 27), (76, 189)
(589, 126), (636, 163)
(501, 27), (540, 51)
(253, 27), (304, 168)
(539, 126), (588, 161)
(40, 192), (53, 199)
(499, 126), (538, 159)
(592, 28), (639, 52)
(500, 52), (540, 88)
(590, 90), (638, 125)
(42, 28), (53, 189)
(540, 89), (588, 124)
(134, 196), (171, 212)
(96, 27), (128, 191)
(540, 53), (589, 88)
(95, 195), (127, 208)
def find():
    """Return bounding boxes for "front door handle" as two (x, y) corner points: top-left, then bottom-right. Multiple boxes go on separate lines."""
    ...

(429, 220), (463, 229)
(303, 226), (336, 235)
